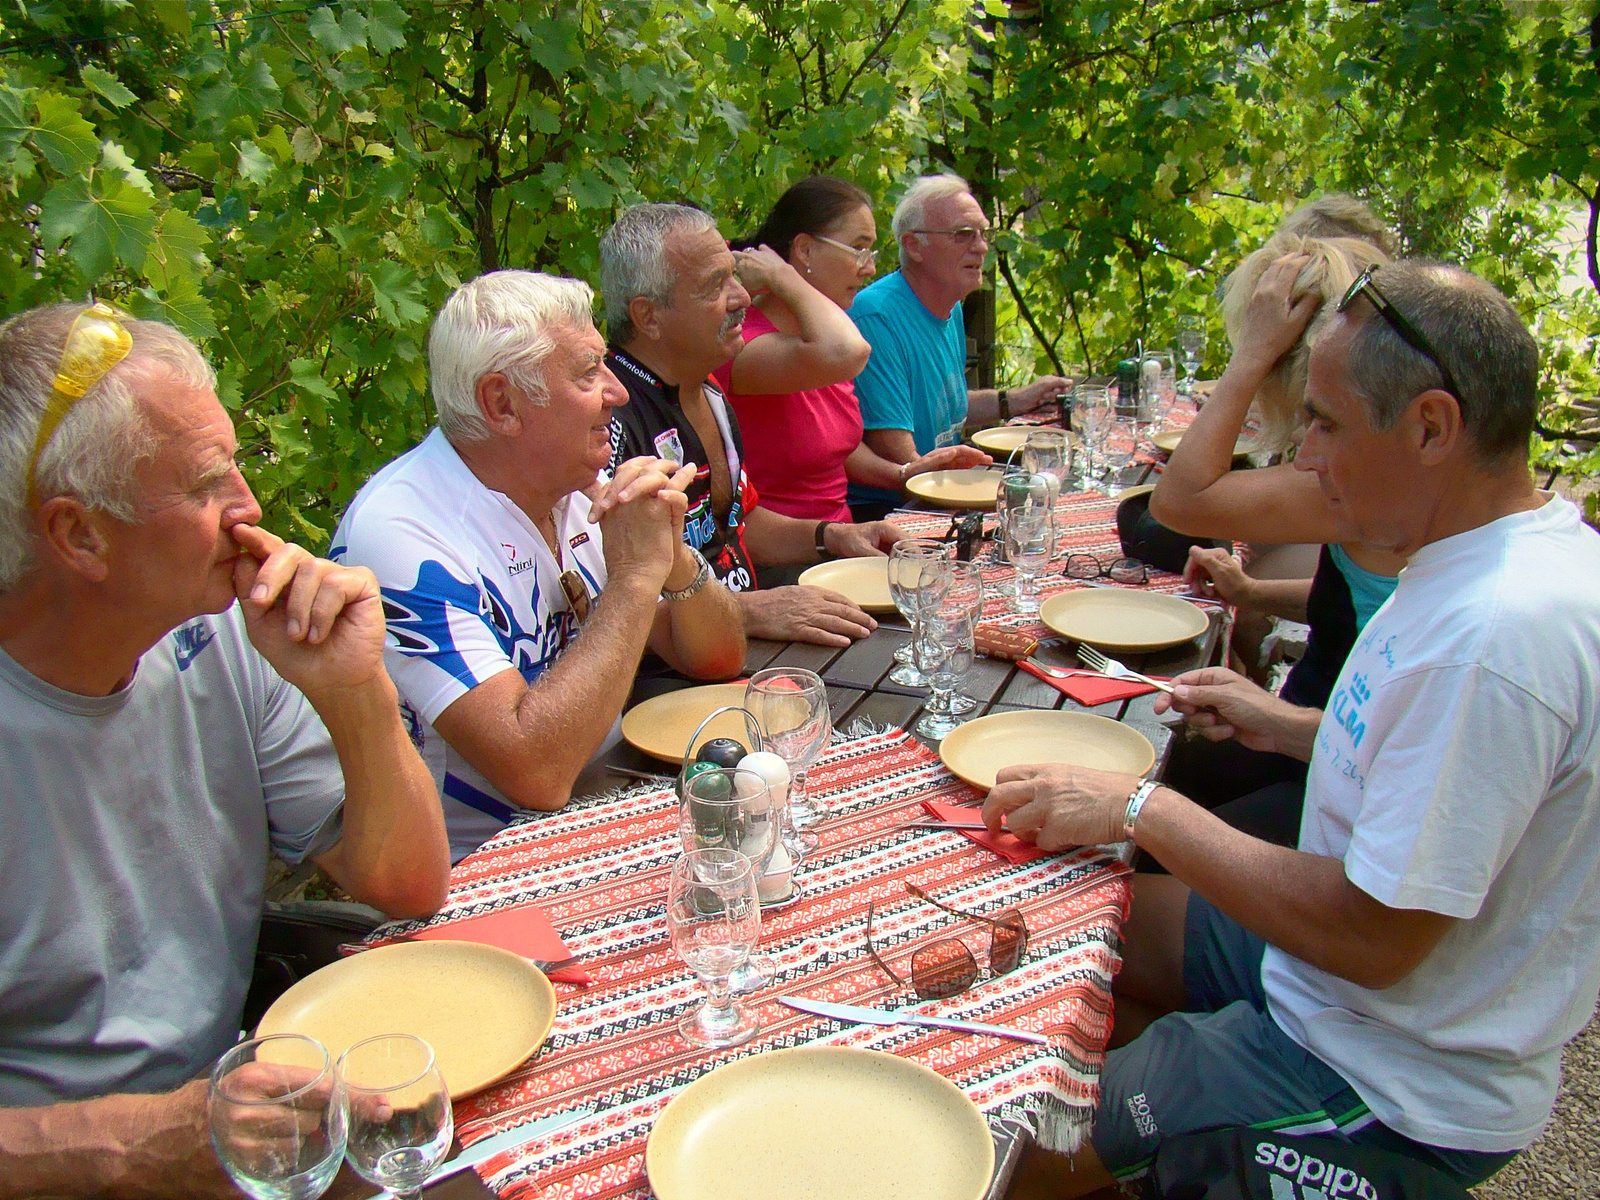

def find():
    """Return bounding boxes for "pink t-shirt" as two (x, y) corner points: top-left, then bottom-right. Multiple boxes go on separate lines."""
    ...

(712, 306), (863, 523)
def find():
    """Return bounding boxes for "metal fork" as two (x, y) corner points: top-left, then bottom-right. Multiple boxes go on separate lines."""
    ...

(1075, 645), (1174, 694)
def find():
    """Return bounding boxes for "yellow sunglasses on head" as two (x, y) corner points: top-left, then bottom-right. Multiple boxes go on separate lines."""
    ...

(26, 301), (132, 507)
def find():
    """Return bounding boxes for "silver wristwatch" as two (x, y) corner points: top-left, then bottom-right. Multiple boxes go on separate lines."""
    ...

(662, 546), (712, 602)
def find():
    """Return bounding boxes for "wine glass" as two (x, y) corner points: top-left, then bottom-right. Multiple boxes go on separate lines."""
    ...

(745, 667), (832, 856)
(887, 539), (954, 685)
(914, 607), (978, 740)
(680, 766), (780, 991)
(928, 559), (983, 714)
(1072, 384), (1112, 486)
(209, 1035), (346, 1200)
(1101, 415), (1138, 497)
(1002, 473), (1054, 614)
(1177, 316), (1206, 396)
(668, 848), (763, 1048)
(1021, 429), (1070, 501)
(337, 1034), (453, 1199)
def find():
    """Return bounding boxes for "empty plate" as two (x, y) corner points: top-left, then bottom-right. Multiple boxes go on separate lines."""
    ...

(646, 1047), (993, 1200)
(797, 558), (896, 612)
(939, 709), (1156, 791)
(620, 682), (755, 763)
(905, 469), (1001, 510)
(970, 426), (1032, 454)
(255, 941), (557, 1099)
(1150, 428), (1257, 457)
(1039, 589), (1209, 653)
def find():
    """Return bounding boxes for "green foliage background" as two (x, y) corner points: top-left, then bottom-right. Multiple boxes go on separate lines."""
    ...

(2, 0), (1596, 541)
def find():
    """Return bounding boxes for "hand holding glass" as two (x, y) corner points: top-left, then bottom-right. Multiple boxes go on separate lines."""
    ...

(209, 1034), (347, 1200)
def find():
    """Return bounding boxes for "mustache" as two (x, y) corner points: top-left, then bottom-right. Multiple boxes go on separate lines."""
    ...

(720, 308), (746, 337)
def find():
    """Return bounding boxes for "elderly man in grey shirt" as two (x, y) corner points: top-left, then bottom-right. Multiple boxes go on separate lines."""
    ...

(0, 303), (451, 1196)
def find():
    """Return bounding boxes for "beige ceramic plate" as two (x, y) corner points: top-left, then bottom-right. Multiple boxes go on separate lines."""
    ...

(256, 941), (556, 1099)
(1150, 428), (1258, 457)
(797, 557), (896, 612)
(970, 426), (1033, 454)
(939, 709), (1156, 791)
(646, 1047), (993, 1200)
(905, 468), (1001, 510)
(1040, 589), (1209, 653)
(620, 682), (754, 764)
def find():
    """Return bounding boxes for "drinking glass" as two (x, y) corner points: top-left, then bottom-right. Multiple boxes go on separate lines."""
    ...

(1177, 316), (1206, 396)
(209, 1035), (346, 1200)
(668, 848), (762, 1048)
(927, 559), (983, 715)
(680, 766), (779, 991)
(887, 539), (954, 685)
(745, 667), (832, 857)
(337, 1034), (452, 1200)
(1002, 473), (1054, 614)
(1100, 415), (1138, 497)
(914, 607), (979, 740)
(1139, 351), (1178, 437)
(1072, 385), (1113, 486)
(1021, 429), (1070, 500)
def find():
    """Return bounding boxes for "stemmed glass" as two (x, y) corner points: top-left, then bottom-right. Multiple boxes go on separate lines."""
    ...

(337, 1034), (453, 1200)
(1177, 316), (1206, 396)
(745, 667), (832, 858)
(680, 766), (780, 992)
(1002, 473), (1054, 615)
(887, 539), (954, 685)
(1073, 384), (1113, 487)
(1100, 416), (1138, 497)
(1021, 429), (1070, 500)
(209, 1034), (347, 1200)
(914, 609), (978, 740)
(928, 559), (984, 715)
(667, 848), (763, 1048)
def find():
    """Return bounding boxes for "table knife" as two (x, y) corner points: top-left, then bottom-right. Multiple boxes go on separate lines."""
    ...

(780, 996), (1050, 1046)
(905, 818), (990, 831)
(427, 1106), (595, 1183)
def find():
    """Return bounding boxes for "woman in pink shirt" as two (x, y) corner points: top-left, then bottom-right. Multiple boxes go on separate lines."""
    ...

(715, 176), (987, 522)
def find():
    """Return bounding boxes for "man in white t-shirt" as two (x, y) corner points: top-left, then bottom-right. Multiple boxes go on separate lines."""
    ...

(335, 270), (745, 860)
(980, 260), (1600, 1193)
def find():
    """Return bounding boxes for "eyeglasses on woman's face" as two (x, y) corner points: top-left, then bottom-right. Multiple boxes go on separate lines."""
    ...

(810, 233), (878, 271)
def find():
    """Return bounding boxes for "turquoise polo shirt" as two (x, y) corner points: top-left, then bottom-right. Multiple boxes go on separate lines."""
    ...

(847, 271), (969, 507)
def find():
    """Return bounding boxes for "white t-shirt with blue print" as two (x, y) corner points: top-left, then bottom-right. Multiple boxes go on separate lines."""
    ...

(332, 428), (612, 861)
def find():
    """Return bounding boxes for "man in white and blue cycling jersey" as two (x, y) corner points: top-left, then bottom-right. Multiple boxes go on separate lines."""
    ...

(335, 270), (745, 861)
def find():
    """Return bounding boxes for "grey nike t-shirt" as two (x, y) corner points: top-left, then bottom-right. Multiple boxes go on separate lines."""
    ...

(0, 605), (344, 1105)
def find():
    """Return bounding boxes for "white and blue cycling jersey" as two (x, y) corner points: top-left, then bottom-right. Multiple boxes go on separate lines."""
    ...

(332, 428), (613, 860)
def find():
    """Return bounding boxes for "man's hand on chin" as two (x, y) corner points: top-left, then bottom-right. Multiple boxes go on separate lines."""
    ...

(739, 586), (875, 648)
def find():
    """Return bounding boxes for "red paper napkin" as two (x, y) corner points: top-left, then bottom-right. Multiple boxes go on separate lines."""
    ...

(1017, 660), (1168, 706)
(921, 800), (1049, 864)
(411, 905), (591, 985)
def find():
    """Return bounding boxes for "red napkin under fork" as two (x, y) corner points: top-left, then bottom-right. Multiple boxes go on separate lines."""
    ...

(1017, 660), (1169, 706)
(921, 800), (1049, 864)
(411, 904), (591, 985)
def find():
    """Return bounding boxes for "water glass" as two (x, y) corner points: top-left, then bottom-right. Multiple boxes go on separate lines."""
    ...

(1101, 416), (1138, 497)
(929, 559), (983, 715)
(914, 608), (978, 741)
(668, 848), (762, 1048)
(1177, 316), (1206, 395)
(209, 1035), (346, 1200)
(1021, 429), (1070, 499)
(337, 1034), (452, 1200)
(1002, 473), (1054, 614)
(680, 766), (780, 991)
(745, 666), (832, 854)
(1140, 351), (1178, 434)
(887, 539), (954, 684)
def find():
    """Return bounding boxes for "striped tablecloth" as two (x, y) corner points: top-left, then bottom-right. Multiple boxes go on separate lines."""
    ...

(888, 491), (1193, 640)
(386, 728), (1130, 1199)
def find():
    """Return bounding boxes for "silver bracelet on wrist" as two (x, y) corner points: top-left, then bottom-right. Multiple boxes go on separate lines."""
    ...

(1123, 778), (1160, 841)
(662, 546), (712, 602)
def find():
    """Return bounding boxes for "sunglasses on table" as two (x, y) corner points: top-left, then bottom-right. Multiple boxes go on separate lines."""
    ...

(865, 882), (1029, 1001)
(1336, 264), (1461, 399)
(1063, 553), (1147, 585)
(27, 301), (132, 507)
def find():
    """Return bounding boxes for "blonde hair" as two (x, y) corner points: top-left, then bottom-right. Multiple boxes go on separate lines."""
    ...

(1221, 234), (1390, 451)
(1278, 194), (1394, 257)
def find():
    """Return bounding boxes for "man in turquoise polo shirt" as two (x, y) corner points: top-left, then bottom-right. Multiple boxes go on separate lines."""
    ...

(847, 173), (1070, 519)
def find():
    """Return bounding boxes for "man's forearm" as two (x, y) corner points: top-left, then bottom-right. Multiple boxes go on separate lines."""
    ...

(310, 676), (450, 919)
(742, 506), (819, 566)
(0, 1081), (226, 1200)
(1132, 788), (1450, 989)
(656, 580), (745, 679)
(1241, 577), (1314, 622)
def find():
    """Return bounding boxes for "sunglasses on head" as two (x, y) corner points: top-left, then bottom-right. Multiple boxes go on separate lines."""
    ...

(865, 882), (1029, 1001)
(28, 302), (132, 508)
(1336, 265), (1461, 400)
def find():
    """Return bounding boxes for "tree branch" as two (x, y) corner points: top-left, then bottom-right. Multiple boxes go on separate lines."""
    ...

(835, 0), (913, 106)
(999, 250), (1065, 375)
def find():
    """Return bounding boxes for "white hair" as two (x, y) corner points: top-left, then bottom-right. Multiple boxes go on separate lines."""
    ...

(891, 173), (973, 267)
(428, 270), (597, 444)
(598, 203), (719, 345)
(0, 303), (210, 593)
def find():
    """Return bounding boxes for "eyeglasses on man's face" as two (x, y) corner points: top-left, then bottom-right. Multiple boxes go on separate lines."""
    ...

(810, 234), (878, 270)
(910, 226), (990, 250)
(1336, 265), (1461, 400)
